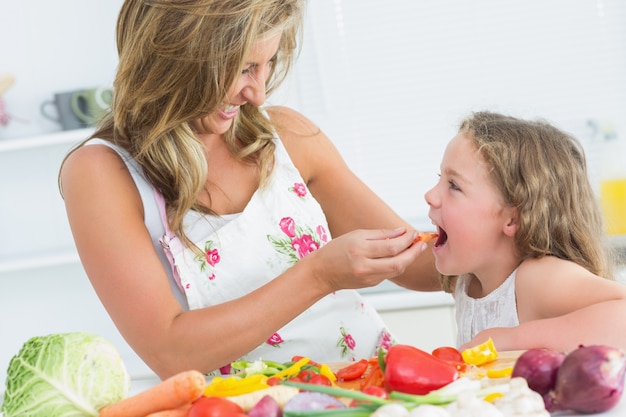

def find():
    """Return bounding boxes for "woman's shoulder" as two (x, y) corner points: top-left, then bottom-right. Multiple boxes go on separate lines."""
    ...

(265, 105), (338, 183)
(265, 105), (323, 144)
(61, 140), (125, 179)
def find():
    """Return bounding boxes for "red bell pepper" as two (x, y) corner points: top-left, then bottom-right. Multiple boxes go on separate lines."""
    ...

(383, 344), (459, 395)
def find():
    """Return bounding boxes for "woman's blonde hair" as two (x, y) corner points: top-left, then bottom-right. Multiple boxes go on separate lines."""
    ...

(61, 0), (304, 250)
(440, 111), (614, 292)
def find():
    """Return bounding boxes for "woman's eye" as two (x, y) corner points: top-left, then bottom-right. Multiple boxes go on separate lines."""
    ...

(241, 64), (256, 75)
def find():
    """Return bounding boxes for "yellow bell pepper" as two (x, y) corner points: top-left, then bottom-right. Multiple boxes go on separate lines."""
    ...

(461, 338), (498, 366)
(319, 363), (337, 382)
(272, 356), (310, 380)
(204, 373), (269, 397)
(486, 366), (513, 379)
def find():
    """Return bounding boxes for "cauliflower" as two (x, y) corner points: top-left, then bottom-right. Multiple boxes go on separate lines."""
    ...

(493, 377), (549, 417)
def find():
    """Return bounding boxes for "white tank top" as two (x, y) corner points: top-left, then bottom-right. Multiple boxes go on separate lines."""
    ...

(454, 269), (520, 347)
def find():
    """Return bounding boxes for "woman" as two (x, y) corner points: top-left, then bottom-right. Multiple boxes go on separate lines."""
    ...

(60, 0), (438, 379)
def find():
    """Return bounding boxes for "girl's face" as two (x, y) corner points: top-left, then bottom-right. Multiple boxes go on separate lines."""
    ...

(424, 132), (517, 278)
(194, 32), (282, 136)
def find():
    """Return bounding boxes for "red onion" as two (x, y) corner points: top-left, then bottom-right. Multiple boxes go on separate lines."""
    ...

(512, 348), (566, 396)
(550, 345), (626, 413)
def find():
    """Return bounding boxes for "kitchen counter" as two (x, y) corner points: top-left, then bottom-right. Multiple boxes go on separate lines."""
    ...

(358, 281), (454, 311)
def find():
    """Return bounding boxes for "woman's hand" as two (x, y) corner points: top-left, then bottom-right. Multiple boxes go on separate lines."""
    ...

(306, 227), (428, 293)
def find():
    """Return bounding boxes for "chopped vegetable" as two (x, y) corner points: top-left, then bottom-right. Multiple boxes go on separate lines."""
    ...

(283, 391), (346, 412)
(492, 378), (548, 417)
(188, 396), (244, 417)
(549, 344), (626, 414)
(204, 374), (269, 397)
(226, 385), (300, 411)
(0, 332), (130, 417)
(485, 367), (513, 379)
(431, 347), (463, 364)
(99, 369), (206, 417)
(230, 360), (288, 377)
(274, 357), (311, 380)
(409, 404), (450, 416)
(460, 338), (498, 366)
(413, 232), (439, 245)
(248, 394), (282, 417)
(336, 359), (369, 381)
(444, 391), (502, 417)
(370, 403), (409, 417)
(360, 362), (385, 390)
(510, 348), (565, 396)
(384, 345), (459, 395)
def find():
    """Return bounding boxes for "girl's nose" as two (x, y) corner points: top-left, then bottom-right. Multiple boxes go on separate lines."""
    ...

(424, 186), (438, 207)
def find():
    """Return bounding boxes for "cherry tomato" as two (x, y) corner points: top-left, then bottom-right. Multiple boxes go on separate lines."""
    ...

(432, 346), (464, 363)
(266, 376), (281, 386)
(362, 385), (389, 399)
(336, 359), (369, 381)
(297, 369), (318, 382)
(188, 396), (244, 417)
(308, 374), (332, 386)
(349, 385), (389, 407)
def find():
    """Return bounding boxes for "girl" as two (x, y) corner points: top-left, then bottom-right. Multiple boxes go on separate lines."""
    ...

(425, 111), (626, 352)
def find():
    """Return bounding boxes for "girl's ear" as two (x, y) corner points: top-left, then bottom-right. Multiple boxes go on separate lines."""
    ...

(503, 206), (519, 237)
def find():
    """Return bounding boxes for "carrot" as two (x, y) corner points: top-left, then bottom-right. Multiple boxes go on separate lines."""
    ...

(144, 403), (192, 417)
(99, 370), (206, 417)
(412, 231), (438, 245)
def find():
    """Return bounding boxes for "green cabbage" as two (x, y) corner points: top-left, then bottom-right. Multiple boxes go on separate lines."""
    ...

(1, 332), (130, 417)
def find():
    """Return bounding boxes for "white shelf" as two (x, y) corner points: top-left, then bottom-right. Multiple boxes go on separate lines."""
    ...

(0, 251), (80, 273)
(0, 128), (93, 153)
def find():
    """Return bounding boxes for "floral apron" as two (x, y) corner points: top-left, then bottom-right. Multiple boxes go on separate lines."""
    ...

(157, 136), (393, 374)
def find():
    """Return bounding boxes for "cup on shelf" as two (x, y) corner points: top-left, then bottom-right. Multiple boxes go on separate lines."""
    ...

(40, 86), (113, 130)
(70, 86), (113, 125)
(40, 91), (88, 131)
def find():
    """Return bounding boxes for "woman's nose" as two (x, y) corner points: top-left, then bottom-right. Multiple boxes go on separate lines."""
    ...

(242, 71), (268, 106)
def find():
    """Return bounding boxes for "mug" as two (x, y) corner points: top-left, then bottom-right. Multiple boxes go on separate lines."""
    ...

(71, 86), (113, 125)
(40, 91), (89, 131)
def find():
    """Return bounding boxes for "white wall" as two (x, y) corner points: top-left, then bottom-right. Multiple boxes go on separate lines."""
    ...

(1, 0), (123, 139)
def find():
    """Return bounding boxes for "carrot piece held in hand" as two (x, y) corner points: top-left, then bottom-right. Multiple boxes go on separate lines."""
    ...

(412, 232), (438, 245)
(99, 370), (206, 417)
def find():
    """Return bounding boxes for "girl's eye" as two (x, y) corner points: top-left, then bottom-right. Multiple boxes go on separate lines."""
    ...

(448, 180), (461, 191)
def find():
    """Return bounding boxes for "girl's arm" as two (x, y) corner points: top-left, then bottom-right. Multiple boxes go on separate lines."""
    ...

(462, 256), (626, 352)
(268, 106), (441, 291)
(462, 299), (626, 352)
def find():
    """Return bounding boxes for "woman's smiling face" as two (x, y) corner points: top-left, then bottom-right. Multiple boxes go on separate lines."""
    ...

(193, 32), (282, 136)
(424, 132), (516, 277)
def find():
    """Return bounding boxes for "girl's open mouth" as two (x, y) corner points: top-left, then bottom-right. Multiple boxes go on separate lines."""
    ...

(434, 227), (448, 247)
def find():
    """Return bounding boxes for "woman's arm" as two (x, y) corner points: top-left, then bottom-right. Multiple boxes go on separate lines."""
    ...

(268, 106), (441, 291)
(61, 141), (425, 379)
